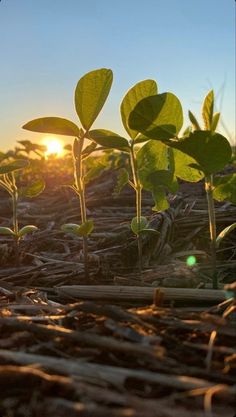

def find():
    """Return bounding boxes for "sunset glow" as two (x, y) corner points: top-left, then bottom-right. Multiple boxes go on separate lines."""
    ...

(43, 137), (64, 157)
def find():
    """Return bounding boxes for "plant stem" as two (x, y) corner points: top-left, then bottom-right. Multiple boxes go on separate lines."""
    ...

(73, 137), (89, 279)
(205, 175), (217, 289)
(130, 144), (142, 273)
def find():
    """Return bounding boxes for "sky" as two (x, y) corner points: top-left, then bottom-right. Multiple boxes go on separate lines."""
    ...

(0, 0), (235, 151)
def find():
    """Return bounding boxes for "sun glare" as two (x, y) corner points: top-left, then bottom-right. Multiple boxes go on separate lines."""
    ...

(43, 137), (64, 157)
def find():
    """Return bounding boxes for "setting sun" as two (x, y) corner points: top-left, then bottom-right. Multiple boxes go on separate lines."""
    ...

(43, 137), (64, 157)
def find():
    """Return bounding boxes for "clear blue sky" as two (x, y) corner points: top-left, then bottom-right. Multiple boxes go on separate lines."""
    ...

(0, 0), (235, 150)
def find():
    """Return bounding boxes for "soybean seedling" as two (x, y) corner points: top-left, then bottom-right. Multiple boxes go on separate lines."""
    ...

(128, 89), (232, 288)
(0, 159), (45, 263)
(23, 68), (113, 278)
(89, 80), (161, 272)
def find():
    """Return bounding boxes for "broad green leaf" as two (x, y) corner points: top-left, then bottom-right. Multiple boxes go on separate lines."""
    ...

(89, 129), (130, 151)
(129, 93), (183, 140)
(23, 117), (81, 137)
(114, 168), (129, 194)
(152, 186), (169, 212)
(188, 111), (201, 130)
(137, 140), (168, 190)
(0, 227), (15, 236)
(213, 173), (236, 204)
(0, 159), (29, 174)
(20, 179), (45, 198)
(75, 68), (113, 130)
(18, 225), (38, 238)
(77, 220), (94, 237)
(168, 131), (232, 175)
(211, 112), (220, 132)
(216, 223), (236, 247)
(131, 216), (148, 235)
(120, 79), (158, 140)
(148, 170), (179, 193)
(173, 149), (204, 182)
(202, 90), (214, 130)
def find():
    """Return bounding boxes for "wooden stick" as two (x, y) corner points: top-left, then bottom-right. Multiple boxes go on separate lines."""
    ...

(57, 285), (226, 304)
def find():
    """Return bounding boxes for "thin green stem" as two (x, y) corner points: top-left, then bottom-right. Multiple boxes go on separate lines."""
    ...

(205, 175), (217, 289)
(130, 144), (142, 273)
(73, 136), (89, 279)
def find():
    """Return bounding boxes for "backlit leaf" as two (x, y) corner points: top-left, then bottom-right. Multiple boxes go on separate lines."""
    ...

(202, 90), (214, 130)
(168, 131), (232, 175)
(0, 159), (29, 174)
(120, 79), (157, 139)
(173, 149), (204, 182)
(18, 225), (38, 238)
(129, 93), (183, 140)
(213, 173), (236, 204)
(114, 168), (129, 194)
(75, 68), (113, 130)
(0, 227), (15, 236)
(20, 179), (45, 198)
(211, 112), (220, 132)
(216, 223), (236, 247)
(89, 129), (130, 151)
(23, 117), (81, 137)
(188, 110), (201, 130)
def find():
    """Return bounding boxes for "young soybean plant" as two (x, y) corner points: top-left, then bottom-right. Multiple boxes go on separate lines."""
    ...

(128, 90), (232, 288)
(23, 68), (113, 278)
(89, 80), (162, 271)
(0, 159), (45, 262)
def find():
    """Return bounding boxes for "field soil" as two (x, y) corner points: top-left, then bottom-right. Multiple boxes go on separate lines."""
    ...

(0, 164), (235, 416)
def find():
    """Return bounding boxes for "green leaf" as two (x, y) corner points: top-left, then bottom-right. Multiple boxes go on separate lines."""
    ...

(211, 112), (220, 132)
(213, 173), (236, 204)
(23, 117), (81, 137)
(137, 140), (168, 190)
(20, 179), (45, 198)
(168, 131), (232, 175)
(75, 68), (113, 130)
(114, 168), (129, 194)
(202, 90), (214, 130)
(89, 129), (130, 151)
(61, 223), (81, 236)
(82, 142), (97, 158)
(173, 149), (204, 182)
(0, 159), (29, 174)
(120, 79), (158, 140)
(129, 93), (183, 140)
(77, 220), (94, 237)
(149, 170), (179, 193)
(0, 227), (15, 236)
(151, 186), (170, 212)
(84, 165), (104, 185)
(18, 225), (38, 238)
(188, 111), (201, 130)
(216, 223), (236, 247)
(131, 216), (149, 235)
(61, 221), (94, 237)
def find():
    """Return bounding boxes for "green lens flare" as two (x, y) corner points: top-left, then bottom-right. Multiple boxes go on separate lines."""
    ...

(186, 255), (196, 267)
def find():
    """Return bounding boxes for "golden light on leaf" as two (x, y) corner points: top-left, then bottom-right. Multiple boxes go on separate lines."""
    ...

(42, 136), (64, 157)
